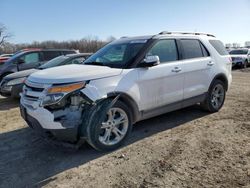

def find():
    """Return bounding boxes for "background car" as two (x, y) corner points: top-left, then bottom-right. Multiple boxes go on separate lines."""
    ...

(0, 48), (78, 82)
(0, 54), (13, 58)
(229, 48), (250, 68)
(0, 53), (13, 64)
(0, 53), (92, 98)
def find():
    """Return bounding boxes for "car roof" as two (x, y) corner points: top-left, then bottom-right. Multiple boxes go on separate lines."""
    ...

(18, 48), (77, 53)
(115, 31), (216, 43)
(65, 53), (92, 58)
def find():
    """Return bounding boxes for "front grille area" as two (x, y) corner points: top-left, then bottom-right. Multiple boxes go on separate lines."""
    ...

(25, 84), (44, 92)
(24, 95), (39, 101)
(22, 80), (49, 105)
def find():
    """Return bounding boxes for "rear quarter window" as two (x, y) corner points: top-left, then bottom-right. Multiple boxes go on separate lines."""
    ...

(63, 51), (76, 55)
(209, 40), (229, 56)
(43, 51), (62, 61)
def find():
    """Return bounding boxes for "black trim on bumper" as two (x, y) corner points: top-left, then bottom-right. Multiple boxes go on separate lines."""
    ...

(20, 104), (79, 142)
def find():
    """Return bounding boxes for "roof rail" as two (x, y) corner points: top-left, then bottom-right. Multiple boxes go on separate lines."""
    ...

(158, 31), (215, 37)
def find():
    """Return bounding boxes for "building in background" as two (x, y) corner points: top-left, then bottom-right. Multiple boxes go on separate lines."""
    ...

(245, 41), (250, 48)
(232, 43), (241, 48)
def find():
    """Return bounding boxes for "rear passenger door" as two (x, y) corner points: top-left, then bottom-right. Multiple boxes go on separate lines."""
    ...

(180, 39), (212, 100)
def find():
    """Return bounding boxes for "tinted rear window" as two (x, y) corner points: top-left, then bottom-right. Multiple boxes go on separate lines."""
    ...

(181, 39), (204, 59)
(229, 49), (248, 55)
(209, 40), (229, 56)
(43, 51), (62, 61)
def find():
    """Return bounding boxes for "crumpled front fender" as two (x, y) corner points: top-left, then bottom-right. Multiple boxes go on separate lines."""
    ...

(80, 83), (107, 102)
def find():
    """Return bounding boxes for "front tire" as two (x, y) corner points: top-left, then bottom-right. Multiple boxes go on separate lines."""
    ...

(201, 80), (226, 112)
(85, 99), (132, 151)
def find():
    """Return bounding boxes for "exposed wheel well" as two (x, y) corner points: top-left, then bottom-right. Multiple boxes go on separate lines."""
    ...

(212, 74), (228, 91)
(0, 72), (14, 81)
(107, 92), (140, 123)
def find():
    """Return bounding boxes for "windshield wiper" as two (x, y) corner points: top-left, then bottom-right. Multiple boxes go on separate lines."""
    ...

(84, 62), (105, 66)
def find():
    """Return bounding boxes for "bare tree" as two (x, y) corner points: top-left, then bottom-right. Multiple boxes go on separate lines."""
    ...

(0, 24), (11, 46)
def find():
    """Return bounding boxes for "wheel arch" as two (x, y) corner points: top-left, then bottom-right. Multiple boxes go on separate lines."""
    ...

(107, 92), (140, 124)
(211, 73), (229, 91)
(0, 71), (14, 80)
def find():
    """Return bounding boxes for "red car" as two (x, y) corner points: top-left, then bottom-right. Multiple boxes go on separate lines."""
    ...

(0, 54), (13, 64)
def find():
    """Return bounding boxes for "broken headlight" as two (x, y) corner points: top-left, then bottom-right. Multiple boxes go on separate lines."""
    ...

(41, 82), (85, 107)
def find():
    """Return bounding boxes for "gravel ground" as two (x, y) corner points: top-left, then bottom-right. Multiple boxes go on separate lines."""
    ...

(0, 69), (250, 188)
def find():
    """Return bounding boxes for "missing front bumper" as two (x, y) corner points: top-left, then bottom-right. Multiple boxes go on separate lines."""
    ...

(20, 104), (79, 142)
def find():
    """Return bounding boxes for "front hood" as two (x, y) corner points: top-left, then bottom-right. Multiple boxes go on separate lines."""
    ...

(5, 69), (38, 80)
(230, 54), (247, 58)
(28, 64), (123, 84)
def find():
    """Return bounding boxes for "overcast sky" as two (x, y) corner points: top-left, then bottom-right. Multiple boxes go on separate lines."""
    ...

(1, 0), (250, 45)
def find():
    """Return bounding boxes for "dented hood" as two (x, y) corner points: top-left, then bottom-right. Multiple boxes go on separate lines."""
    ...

(28, 64), (123, 84)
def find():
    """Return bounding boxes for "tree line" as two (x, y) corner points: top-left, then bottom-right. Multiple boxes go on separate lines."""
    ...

(0, 38), (108, 54)
(0, 24), (116, 54)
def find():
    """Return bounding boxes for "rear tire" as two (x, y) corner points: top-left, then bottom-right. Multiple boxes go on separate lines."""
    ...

(201, 80), (226, 112)
(85, 99), (132, 151)
(241, 60), (247, 69)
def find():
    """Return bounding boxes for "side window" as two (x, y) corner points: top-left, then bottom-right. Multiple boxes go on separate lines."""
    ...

(147, 40), (178, 63)
(181, 39), (203, 59)
(20, 52), (40, 64)
(43, 51), (62, 61)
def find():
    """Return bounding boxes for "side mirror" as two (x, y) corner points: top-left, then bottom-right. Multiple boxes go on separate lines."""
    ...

(139, 55), (160, 67)
(17, 59), (25, 64)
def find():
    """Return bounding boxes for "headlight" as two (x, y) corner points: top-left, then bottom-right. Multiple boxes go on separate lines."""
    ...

(41, 93), (65, 107)
(6, 77), (26, 86)
(41, 82), (85, 107)
(47, 82), (85, 94)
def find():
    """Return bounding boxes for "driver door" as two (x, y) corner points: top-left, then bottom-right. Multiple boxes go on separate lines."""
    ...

(18, 52), (41, 71)
(137, 39), (184, 112)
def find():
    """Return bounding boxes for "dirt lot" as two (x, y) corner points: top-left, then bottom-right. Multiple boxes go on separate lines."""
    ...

(0, 69), (250, 188)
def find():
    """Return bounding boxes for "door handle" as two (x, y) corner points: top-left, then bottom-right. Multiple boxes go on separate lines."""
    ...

(172, 67), (182, 73)
(207, 61), (215, 66)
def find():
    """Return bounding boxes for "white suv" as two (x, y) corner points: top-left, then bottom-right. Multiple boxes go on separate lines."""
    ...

(20, 32), (232, 151)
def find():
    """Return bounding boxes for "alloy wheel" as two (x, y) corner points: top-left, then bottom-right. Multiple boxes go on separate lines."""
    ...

(99, 107), (129, 146)
(211, 84), (225, 110)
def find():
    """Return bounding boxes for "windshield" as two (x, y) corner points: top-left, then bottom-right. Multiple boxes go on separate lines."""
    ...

(84, 40), (146, 68)
(229, 49), (248, 55)
(39, 55), (69, 69)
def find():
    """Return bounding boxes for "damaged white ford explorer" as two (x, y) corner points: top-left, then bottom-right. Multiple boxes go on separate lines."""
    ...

(20, 32), (232, 151)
